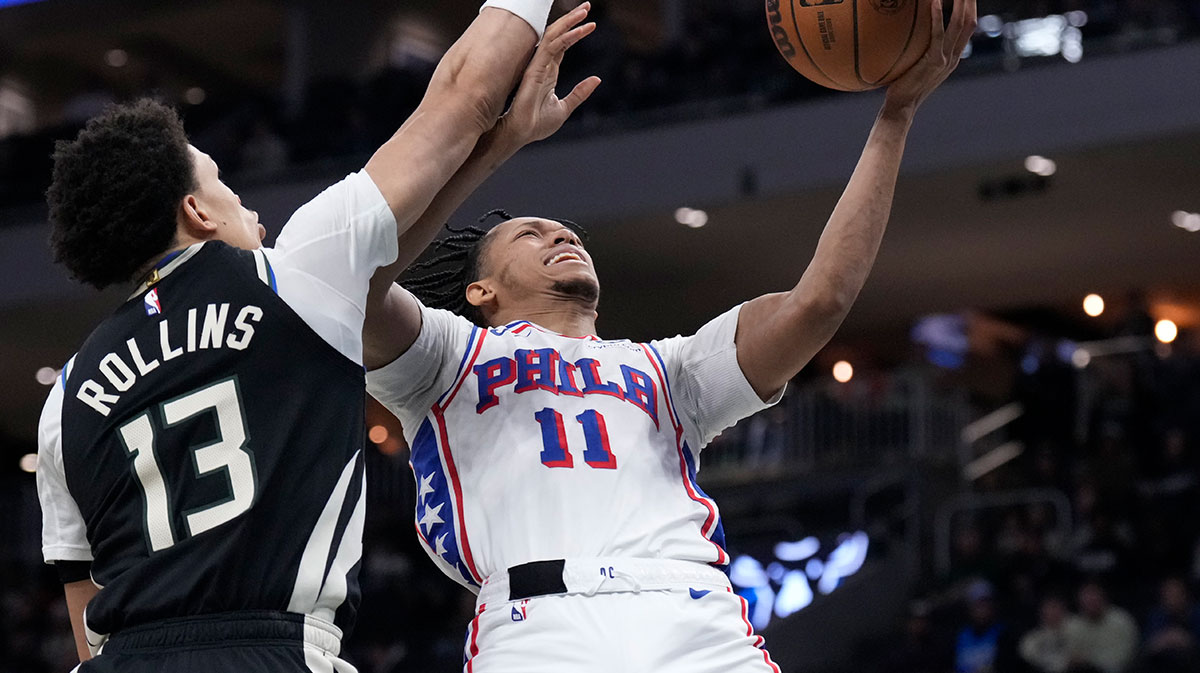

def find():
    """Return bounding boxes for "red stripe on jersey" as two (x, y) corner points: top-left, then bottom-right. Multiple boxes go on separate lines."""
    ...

(465, 602), (487, 671)
(433, 409), (484, 585)
(430, 330), (489, 585)
(440, 330), (488, 411)
(728, 588), (779, 671)
(640, 344), (727, 565)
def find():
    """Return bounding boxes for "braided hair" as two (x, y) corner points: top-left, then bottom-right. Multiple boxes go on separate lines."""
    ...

(403, 210), (588, 327)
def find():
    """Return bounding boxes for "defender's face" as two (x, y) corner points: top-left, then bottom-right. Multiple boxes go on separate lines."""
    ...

(189, 146), (265, 250)
(480, 217), (600, 303)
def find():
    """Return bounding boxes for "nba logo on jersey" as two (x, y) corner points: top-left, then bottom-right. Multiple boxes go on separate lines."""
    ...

(144, 288), (162, 316)
(511, 601), (528, 622)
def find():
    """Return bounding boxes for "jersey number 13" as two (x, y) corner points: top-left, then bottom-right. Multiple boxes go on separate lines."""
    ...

(117, 378), (257, 553)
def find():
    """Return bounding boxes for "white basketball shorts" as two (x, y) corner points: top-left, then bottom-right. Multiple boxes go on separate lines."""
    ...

(462, 557), (780, 673)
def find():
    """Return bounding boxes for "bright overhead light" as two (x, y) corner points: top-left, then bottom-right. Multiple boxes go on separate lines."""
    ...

(36, 366), (58, 386)
(105, 49), (128, 68)
(832, 361), (854, 383)
(1156, 320), (1179, 344)
(184, 87), (206, 105)
(1024, 155), (1057, 177)
(19, 453), (37, 473)
(674, 207), (709, 229)
(368, 425), (389, 444)
(1083, 294), (1105, 317)
(1171, 211), (1200, 233)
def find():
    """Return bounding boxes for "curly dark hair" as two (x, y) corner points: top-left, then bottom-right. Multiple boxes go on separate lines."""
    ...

(47, 99), (197, 289)
(404, 210), (588, 328)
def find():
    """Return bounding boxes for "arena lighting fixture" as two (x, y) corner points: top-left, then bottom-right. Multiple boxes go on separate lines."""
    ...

(730, 531), (870, 630)
(19, 453), (37, 473)
(1071, 348), (1092, 369)
(105, 49), (129, 68)
(832, 360), (854, 383)
(674, 207), (708, 229)
(368, 425), (389, 444)
(1082, 294), (1105, 317)
(184, 87), (206, 105)
(1024, 155), (1057, 177)
(1156, 320), (1179, 344)
(35, 366), (58, 385)
(1171, 211), (1200, 233)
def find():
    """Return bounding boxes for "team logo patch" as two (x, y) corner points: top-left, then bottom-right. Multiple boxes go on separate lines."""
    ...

(144, 288), (162, 316)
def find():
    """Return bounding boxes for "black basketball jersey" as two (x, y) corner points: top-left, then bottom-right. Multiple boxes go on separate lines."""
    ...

(59, 242), (367, 641)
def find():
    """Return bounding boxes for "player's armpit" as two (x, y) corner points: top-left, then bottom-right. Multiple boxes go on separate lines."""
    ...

(63, 578), (99, 662)
(734, 290), (849, 401)
(363, 284), (425, 372)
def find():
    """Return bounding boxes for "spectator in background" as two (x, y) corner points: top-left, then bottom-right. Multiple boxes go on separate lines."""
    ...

(1066, 581), (1138, 673)
(1140, 576), (1200, 671)
(947, 524), (1001, 589)
(744, 404), (788, 467)
(878, 600), (953, 673)
(1020, 595), (1073, 673)
(954, 580), (1019, 673)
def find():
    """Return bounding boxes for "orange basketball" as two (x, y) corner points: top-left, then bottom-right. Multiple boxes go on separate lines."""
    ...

(766, 0), (932, 92)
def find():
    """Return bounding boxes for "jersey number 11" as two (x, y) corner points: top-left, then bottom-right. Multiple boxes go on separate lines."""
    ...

(533, 408), (617, 469)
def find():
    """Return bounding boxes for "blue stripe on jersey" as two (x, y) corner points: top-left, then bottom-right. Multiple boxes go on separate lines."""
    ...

(680, 440), (729, 566)
(436, 326), (480, 408)
(263, 256), (278, 293)
(410, 419), (479, 588)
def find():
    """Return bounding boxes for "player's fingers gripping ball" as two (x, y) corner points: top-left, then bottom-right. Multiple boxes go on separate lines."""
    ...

(766, 0), (933, 91)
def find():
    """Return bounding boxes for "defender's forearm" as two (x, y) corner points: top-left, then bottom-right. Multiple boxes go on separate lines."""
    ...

(371, 132), (518, 297)
(64, 579), (99, 662)
(364, 3), (546, 230)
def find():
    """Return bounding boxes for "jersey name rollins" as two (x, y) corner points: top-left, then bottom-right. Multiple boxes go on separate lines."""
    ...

(76, 303), (263, 417)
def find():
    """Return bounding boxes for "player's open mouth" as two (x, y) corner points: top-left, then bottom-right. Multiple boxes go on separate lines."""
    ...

(545, 252), (584, 266)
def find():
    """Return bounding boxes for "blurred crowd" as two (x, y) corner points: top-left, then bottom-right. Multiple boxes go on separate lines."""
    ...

(876, 304), (1200, 673)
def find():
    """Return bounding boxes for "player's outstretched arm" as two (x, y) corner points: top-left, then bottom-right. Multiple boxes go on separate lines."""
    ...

(363, 10), (601, 371)
(735, 0), (976, 400)
(363, 0), (559, 236)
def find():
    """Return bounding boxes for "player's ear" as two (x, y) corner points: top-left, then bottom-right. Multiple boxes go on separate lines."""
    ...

(178, 194), (218, 238)
(466, 279), (497, 311)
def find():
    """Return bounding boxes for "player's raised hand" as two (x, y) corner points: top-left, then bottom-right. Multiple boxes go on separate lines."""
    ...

(494, 2), (602, 147)
(883, 0), (977, 112)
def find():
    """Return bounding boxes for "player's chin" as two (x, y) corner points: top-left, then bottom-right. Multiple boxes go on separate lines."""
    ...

(550, 275), (600, 304)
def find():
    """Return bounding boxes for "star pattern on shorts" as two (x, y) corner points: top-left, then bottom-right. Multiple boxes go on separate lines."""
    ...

(434, 532), (449, 559)
(418, 502), (445, 535)
(417, 472), (435, 506)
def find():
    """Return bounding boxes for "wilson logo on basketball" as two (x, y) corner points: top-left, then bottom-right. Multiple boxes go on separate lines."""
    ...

(765, 0), (797, 59)
(870, 0), (906, 15)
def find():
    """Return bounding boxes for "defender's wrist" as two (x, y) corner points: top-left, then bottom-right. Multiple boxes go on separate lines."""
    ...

(480, 0), (554, 40)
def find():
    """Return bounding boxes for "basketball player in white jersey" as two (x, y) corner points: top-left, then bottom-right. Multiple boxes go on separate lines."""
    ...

(363, 0), (976, 670)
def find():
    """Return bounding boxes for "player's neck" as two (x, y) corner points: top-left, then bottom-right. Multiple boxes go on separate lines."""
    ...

(491, 301), (598, 338)
(131, 234), (207, 285)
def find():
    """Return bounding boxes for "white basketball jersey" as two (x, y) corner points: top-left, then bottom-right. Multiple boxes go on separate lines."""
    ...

(367, 301), (780, 592)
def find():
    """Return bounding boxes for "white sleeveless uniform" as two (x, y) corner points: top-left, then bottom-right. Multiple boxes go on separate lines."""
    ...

(367, 302), (783, 673)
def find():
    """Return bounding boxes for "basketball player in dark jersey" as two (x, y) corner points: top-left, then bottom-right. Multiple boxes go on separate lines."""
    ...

(35, 4), (599, 671)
